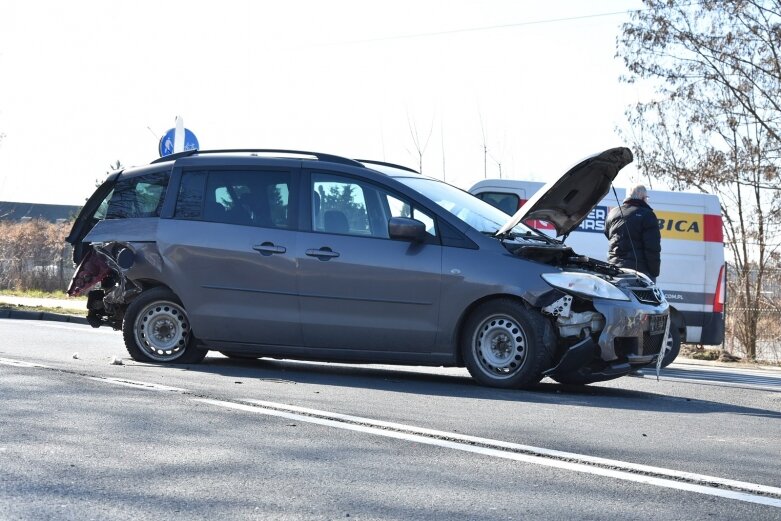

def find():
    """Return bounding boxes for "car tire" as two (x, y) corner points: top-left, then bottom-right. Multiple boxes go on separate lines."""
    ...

(122, 287), (207, 364)
(461, 299), (551, 389)
(660, 325), (681, 368)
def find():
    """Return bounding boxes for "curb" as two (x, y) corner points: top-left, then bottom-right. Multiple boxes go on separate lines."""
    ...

(0, 308), (89, 325)
(673, 357), (781, 373)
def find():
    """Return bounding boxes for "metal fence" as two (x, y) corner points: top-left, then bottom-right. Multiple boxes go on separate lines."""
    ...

(723, 266), (781, 363)
(0, 220), (75, 293)
(0, 247), (75, 293)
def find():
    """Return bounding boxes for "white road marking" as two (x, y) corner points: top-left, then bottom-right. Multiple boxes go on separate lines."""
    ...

(196, 397), (781, 508)
(3, 349), (780, 506)
(88, 377), (188, 393)
(636, 366), (781, 392)
(0, 357), (51, 369)
(674, 364), (781, 378)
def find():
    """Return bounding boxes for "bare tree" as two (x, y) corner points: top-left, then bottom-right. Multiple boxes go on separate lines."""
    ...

(94, 160), (123, 189)
(618, 0), (781, 358)
(407, 113), (433, 174)
(440, 118), (446, 182)
(479, 109), (488, 179)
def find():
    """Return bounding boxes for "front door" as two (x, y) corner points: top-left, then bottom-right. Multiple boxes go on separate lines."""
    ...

(296, 171), (443, 354)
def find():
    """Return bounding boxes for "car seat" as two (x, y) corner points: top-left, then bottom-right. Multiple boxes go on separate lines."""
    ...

(324, 210), (349, 234)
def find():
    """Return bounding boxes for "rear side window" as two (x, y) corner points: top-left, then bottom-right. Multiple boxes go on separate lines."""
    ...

(106, 171), (169, 219)
(175, 169), (293, 229)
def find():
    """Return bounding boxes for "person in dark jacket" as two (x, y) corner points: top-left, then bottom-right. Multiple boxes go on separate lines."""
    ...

(604, 184), (661, 282)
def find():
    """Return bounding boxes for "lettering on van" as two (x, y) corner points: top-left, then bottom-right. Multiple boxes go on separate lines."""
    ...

(656, 211), (704, 240)
(576, 205), (608, 233)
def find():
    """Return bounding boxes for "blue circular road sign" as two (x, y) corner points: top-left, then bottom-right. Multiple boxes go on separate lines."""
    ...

(158, 128), (200, 157)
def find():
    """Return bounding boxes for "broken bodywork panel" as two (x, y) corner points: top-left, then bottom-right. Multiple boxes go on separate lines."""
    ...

(67, 219), (162, 329)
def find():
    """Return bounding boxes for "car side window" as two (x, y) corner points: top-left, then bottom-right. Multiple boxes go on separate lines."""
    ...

(312, 174), (372, 236)
(386, 194), (437, 237)
(174, 171), (207, 219)
(175, 169), (292, 229)
(311, 173), (436, 239)
(93, 190), (114, 220)
(106, 171), (169, 219)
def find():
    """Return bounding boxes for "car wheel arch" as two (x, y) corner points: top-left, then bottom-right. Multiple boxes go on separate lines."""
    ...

(120, 279), (177, 311)
(454, 293), (541, 366)
(668, 306), (686, 341)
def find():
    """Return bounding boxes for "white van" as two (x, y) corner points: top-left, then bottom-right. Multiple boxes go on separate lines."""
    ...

(469, 179), (726, 365)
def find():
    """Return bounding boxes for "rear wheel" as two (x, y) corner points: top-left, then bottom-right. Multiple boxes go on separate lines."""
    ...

(122, 288), (207, 364)
(461, 299), (551, 389)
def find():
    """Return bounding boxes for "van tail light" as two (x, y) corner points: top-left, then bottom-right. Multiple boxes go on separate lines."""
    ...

(713, 264), (726, 313)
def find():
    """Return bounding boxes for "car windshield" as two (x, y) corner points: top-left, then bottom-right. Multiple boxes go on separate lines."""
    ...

(396, 177), (535, 235)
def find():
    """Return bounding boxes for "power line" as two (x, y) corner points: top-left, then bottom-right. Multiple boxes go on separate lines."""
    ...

(331, 8), (650, 46)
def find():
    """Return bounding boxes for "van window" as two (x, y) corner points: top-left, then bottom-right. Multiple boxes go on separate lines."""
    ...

(176, 169), (292, 229)
(476, 192), (520, 215)
(106, 171), (169, 219)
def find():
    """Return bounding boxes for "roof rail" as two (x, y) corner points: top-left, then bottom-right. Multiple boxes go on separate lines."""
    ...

(151, 149), (365, 167)
(355, 159), (419, 174)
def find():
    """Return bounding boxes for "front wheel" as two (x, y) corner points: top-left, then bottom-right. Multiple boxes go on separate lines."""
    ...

(122, 287), (207, 364)
(660, 325), (681, 368)
(461, 299), (551, 389)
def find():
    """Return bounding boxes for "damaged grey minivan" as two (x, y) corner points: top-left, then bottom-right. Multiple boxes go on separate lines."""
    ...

(66, 147), (669, 388)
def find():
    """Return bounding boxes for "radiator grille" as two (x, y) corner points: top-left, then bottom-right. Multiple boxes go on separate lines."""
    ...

(633, 289), (661, 304)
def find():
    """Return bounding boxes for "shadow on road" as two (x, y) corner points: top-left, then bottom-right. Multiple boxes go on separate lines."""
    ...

(169, 355), (781, 420)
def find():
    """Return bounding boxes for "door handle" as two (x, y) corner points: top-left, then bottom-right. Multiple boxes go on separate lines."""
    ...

(253, 242), (287, 256)
(305, 247), (340, 260)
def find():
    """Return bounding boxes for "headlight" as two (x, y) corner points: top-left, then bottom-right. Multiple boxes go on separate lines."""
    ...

(541, 272), (630, 301)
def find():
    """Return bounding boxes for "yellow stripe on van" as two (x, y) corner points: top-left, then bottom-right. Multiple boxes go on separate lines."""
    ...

(656, 211), (704, 240)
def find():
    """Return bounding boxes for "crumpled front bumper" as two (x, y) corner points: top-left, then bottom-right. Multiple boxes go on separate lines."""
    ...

(592, 298), (670, 365)
(543, 298), (669, 382)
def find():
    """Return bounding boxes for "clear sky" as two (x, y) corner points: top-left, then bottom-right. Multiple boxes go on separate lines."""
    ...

(0, 0), (646, 205)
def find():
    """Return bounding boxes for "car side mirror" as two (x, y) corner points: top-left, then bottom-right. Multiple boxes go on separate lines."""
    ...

(388, 217), (426, 242)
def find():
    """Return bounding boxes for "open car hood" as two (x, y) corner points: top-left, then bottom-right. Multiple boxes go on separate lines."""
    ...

(496, 147), (633, 237)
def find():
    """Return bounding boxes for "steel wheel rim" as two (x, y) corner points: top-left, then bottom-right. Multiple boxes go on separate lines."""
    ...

(133, 300), (190, 362)
(472, 314), (528, 379)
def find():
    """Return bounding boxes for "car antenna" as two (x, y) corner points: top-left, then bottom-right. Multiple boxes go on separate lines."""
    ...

(610, 184), (640, 277)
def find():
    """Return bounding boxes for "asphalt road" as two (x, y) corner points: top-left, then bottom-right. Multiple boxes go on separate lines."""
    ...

(1, 319), (780, 520)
